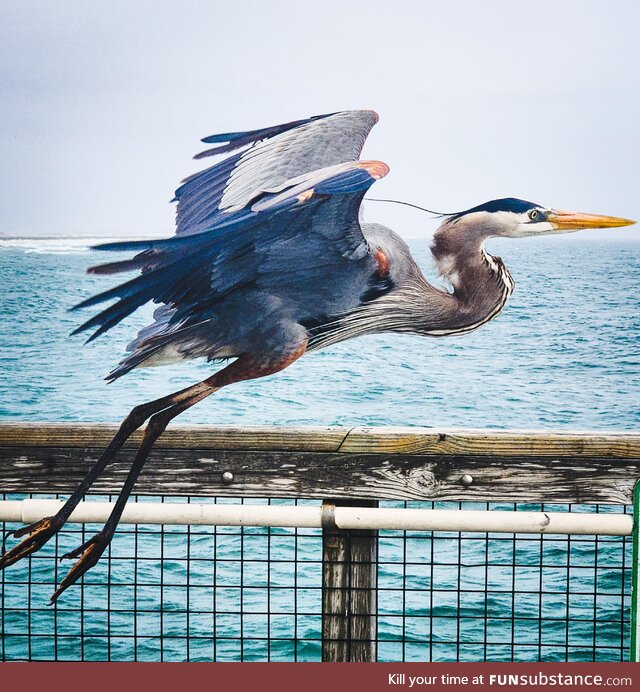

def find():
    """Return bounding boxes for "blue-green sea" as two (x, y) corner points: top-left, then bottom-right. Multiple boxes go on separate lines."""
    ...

(1, 236), (638, 429)
(0, 235), (638, 662)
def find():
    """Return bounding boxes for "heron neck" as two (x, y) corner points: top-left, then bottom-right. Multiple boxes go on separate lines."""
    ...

(430, 227), (514, 331)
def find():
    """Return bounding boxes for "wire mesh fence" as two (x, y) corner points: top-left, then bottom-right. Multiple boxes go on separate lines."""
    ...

(0, 494), (632, 662)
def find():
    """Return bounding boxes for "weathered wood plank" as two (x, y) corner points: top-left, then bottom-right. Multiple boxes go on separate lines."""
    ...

(322, 499), (377, 662)
(339, 426), (640, 458)
(1, 445), (638, 503)
(1, 423), (639, 457)
(0, 423), (350, 452)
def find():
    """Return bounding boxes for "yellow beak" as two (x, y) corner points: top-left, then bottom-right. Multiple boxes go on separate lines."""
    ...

(547, 210), (636, 231)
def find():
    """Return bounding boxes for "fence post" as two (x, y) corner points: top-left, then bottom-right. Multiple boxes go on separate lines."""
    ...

(322, 498), (378, 662)
(631, 480), (640, 661)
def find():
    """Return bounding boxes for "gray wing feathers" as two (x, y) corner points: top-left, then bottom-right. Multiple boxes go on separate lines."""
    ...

(217, 110), (378, 212)
(112, 111), (380, 378)
(173, 110), (377, 238)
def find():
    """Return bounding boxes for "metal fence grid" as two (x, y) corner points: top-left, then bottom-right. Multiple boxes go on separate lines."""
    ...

(376, 502), (631, 662)
(0, 494), (632, 662)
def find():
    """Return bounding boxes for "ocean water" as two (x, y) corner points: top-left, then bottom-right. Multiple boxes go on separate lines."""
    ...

(0, 235), (638, 662)
(0, 235), (638, 429)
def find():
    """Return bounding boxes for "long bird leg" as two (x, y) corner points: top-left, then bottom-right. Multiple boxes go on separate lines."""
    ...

(49, 392), (209, 604)
(48, 341), (308, 603)
(0, 376), (250, 572)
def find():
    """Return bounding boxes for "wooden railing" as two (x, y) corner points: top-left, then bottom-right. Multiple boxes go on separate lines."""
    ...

(1, 422), (639, 662)
(1, 423), (639, 503)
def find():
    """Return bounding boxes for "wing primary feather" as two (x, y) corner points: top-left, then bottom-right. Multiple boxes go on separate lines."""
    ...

(87, 257), (152, 275)
(91, 209), (257, 254)
(200, 113), (335, 144)
(73, 258), (199, 339)
(195, 114), (336, 159)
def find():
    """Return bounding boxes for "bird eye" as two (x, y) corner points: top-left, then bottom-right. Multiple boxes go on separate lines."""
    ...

(528, 210), (539, 221)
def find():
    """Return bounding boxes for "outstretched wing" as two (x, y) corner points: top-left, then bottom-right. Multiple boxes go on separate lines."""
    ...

(173, 110), (379, 237)
(73, 158), (390, 379)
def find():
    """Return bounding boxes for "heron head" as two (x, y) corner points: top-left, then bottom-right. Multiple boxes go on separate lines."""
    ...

(447, 197), (635, 238)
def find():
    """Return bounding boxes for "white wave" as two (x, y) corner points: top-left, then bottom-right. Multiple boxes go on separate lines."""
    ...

(0, 236), (156, 255)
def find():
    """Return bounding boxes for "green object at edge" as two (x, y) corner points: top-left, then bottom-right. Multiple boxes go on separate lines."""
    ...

(631, 480), (640, 661)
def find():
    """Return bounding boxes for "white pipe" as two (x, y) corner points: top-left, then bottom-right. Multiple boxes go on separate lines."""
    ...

(0, 499), (632, 535)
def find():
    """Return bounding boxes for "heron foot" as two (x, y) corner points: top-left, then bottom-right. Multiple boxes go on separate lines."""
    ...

(50, 531), (110, 604)
(0, 516), (64, 570)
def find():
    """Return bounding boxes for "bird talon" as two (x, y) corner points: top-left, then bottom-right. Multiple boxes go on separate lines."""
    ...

(60, 539), (93, 562)
(49, 533), (110, 604)
(0, 516), (62, 570)
(13, 517), (53, 539)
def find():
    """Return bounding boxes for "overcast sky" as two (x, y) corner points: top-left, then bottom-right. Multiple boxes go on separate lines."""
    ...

(1, 0), (638, 239)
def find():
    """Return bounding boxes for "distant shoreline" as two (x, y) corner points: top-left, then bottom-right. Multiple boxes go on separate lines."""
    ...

(1, 232), (638, 243)
(0, 235), (159, 240)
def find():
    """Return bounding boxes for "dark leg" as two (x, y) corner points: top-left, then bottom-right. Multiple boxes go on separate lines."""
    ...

(46, 341), (308, 602)
(49, 393), (209, 603)
(0, 378), (228, 571)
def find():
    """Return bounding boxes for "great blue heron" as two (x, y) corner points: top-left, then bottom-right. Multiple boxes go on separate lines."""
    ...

(0, 110), (634, 602)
